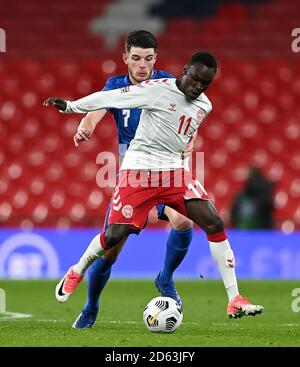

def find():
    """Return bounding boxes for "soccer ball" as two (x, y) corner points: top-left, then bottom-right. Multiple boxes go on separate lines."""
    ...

(143, 296), (183, 333)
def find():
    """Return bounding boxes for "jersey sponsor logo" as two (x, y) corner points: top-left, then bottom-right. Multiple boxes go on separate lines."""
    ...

(169, 103), (177, 112)
(196, 108), (206, 124)
(120, 86), (130, 93)
(122, 204), (133, 218)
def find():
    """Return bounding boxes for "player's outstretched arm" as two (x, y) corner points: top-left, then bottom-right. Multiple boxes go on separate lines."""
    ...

(44, 83), (159, 114)
(43, 97), (67, 111)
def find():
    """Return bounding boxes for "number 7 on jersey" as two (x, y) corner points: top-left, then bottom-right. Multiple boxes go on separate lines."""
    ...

(123, 109), (130, 127)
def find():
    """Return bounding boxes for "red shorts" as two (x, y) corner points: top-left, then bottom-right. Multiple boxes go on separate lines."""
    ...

(107, 169), (211, 232)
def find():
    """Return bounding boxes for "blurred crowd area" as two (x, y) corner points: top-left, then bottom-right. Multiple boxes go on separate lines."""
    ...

(0, 0), (299, 231)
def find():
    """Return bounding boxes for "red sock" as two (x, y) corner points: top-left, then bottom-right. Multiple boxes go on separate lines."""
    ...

(207, 231), (227, 242)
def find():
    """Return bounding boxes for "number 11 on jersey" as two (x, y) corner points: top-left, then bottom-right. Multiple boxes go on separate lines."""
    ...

(123, 109), (130, 127)
(178, 115), (192, 135)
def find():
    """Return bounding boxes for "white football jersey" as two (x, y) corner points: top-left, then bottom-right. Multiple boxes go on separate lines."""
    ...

(65, 78), (212, 171)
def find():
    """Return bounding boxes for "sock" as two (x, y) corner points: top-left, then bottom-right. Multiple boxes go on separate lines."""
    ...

(159, 228), (193, 284)
(208, 231), (239, 301)
(73, 233), (109, 275)
(83, 257), (116, 314)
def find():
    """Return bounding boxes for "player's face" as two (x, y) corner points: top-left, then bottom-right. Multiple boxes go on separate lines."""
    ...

(181, 63), (216, 100)
(123, 47), (157, 84)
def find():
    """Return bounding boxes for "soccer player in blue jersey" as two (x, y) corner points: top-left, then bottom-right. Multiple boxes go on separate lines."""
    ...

(71, 30), (195, 329)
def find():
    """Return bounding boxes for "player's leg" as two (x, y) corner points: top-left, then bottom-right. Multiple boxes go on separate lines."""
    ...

(73, 201), (128, 328)
(56, 170), (153, 304)
(73, 224), (129, 274)
(184, 199), (239, 299)
(155, 205), (193, 307)
(160, 207), (193, 283)
(55, 224), (130, 303)
(184, 199), (264, 318)
(82, 240), (127, 313)
(73, 236), (127, 329)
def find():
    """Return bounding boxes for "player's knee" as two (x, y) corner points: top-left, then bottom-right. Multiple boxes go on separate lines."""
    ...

(102, 243), (123, 261)
(104, 225), (128, 248)
(166, 207), (193, 231)
(171, 217), (193, 231)
(104, 233), (120, 248)
(205, 215), (224, 235)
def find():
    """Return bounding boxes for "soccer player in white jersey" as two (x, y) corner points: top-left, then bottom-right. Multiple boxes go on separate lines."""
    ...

(69, 31), (195, 329)
(45, 52), (264, 319)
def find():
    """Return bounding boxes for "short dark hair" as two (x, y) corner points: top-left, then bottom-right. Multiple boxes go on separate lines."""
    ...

(125, 30), (157, 53)
(189, 51), (217, 71)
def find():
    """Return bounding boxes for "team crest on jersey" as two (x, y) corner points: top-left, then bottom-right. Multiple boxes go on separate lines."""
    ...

(120, 86), (130, 93)
(169, 103), (176, 111)
(196, 108), (206, 123)
(122, 204), (133, 218)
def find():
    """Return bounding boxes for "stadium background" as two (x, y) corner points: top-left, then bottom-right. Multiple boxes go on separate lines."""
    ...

(0, 0), (299, 281)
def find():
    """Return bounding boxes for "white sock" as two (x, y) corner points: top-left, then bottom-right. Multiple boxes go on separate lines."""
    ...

(73, 234), (106, 275)
(209, 239), (239, 301)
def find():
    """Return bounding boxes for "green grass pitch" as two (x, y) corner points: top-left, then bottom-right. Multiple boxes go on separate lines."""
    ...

(0, 279), (300, 347)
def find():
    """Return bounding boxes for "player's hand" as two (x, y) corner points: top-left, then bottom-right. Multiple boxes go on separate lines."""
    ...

(181, 140), (194, 158)
(43, 97), (67, 111)
(73, 128), (92, 147)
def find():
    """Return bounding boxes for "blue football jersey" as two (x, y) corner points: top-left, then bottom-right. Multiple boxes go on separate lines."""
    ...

(102, 70), (174, 155)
